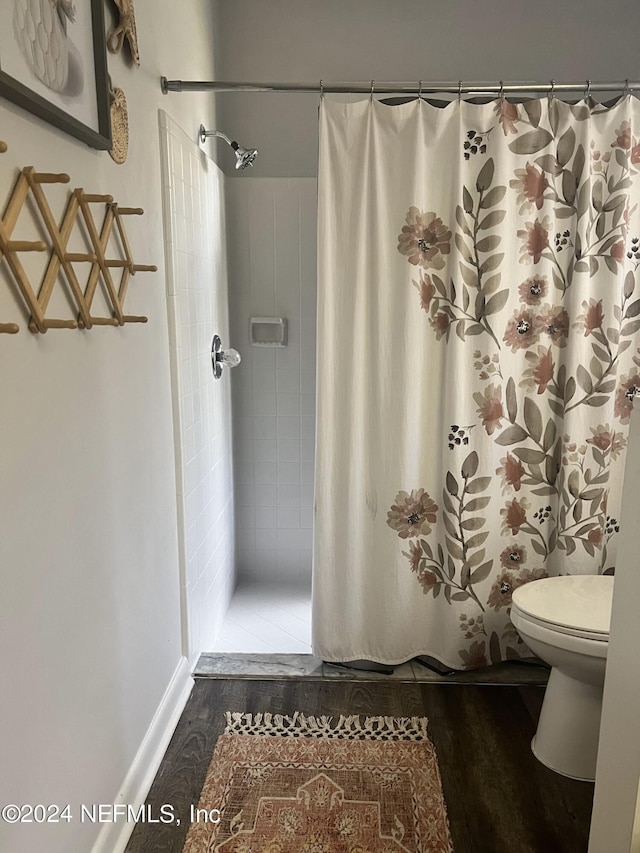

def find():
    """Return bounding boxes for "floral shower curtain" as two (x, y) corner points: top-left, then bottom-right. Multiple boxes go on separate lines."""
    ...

(313, 94), (640, 670)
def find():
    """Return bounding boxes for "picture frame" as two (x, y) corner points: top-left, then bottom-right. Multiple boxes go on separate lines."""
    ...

(0, 0), (111, 150)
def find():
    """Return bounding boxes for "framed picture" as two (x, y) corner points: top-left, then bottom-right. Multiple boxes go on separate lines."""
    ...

(0, 0), (111, 150)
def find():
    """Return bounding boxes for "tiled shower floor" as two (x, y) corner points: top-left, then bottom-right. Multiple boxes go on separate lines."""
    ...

(210, 579), (312, 654)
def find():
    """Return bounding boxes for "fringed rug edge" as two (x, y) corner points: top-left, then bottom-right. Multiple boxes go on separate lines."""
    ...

(223, 711), (430, 739)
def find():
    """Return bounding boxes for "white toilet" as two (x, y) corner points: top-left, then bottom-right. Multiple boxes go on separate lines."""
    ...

(510, 574), (614, 782)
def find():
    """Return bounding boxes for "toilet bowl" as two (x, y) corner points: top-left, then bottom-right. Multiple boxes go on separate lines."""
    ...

(511, 574), (614, 782)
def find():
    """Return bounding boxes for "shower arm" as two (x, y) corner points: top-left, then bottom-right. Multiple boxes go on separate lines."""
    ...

(199, 127), (233, 146)
(198, 125), (258, 169)
(163, 78), (640, 97)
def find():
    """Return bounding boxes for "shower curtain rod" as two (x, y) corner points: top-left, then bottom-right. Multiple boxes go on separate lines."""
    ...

(160, 77), (639, 96)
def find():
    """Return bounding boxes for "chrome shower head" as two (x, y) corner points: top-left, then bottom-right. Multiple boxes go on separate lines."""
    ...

(233, 144), (258, 170)
(199, 125), (258, 170)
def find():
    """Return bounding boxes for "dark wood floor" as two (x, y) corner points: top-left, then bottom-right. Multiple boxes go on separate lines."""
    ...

(125, 679), (594, 853)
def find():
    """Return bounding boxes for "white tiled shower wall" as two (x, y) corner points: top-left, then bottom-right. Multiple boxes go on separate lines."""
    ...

(226, 179), (317, 584)
(159, 112), (235, 664)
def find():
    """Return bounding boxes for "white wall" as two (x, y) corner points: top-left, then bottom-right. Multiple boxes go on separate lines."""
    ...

(214, 0), (640, 178)
(0, 3), (218, 851)
(226, 178), (316, 584)
(160, 112), (235, 665)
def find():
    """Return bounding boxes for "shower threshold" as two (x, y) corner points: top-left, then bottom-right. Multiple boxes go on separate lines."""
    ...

(194, 652), (549, 684)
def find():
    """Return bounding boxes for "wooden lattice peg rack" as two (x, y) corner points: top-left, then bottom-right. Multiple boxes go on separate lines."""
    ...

(85, 200), (158, 327)
(0, 158), (157, 333)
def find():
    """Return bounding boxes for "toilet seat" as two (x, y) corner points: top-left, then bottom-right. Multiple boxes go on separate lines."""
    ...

(511, 575), (613, 641)
(511, 605), (608, 642)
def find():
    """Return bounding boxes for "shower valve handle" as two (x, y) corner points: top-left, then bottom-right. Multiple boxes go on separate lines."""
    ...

(211, 334), (241, 379)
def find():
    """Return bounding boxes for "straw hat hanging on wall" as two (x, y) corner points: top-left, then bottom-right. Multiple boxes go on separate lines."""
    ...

(109, 79), (129, 165)
(107, 0), (140, 66)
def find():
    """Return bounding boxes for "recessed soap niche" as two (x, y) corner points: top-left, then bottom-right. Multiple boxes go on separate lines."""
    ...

(250, 316), (287, 347)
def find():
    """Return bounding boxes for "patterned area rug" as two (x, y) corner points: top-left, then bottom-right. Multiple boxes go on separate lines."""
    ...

(182, 712), (453, 853)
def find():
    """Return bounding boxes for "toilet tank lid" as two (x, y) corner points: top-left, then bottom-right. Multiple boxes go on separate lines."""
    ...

(511, 575), (614, 635)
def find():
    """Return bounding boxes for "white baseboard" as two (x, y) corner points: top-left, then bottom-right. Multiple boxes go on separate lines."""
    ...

(91, 656), (193, 853)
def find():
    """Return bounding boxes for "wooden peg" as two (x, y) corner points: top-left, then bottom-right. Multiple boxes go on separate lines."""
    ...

(0, 141), (7, 153)
(28, 317), (78, 332)
(122, 315), (148, 324)
(88, 317), (120, 326)
(81, 193), (114, 204)
(32, 172), (70, 184)
(131, 263), (157, 273)
(117, 207), (144, 215)
(65, 252), (97, 262)
(4, 240), (47, 252)
(0, 323), (19, 333)
(78, 317), (116, 329)
(43, 318), (78, 329)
